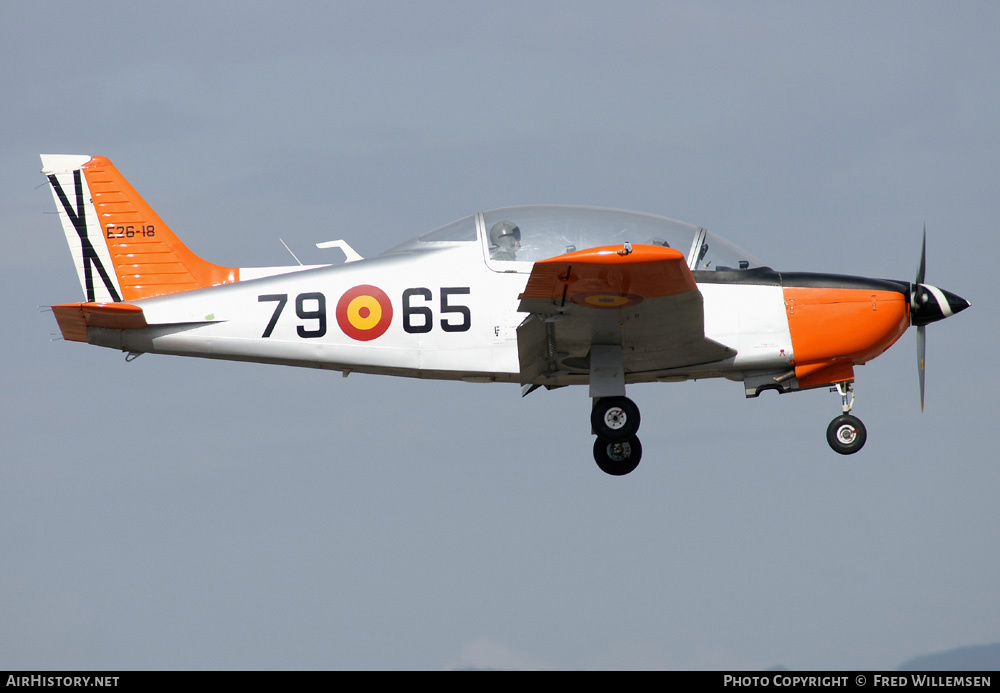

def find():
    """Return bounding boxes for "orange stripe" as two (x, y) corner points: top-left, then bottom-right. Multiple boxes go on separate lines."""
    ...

(784, 287), (909, 385)
(82, 157), (238, 301)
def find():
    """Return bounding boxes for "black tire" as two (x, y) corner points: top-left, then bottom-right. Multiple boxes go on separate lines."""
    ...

(591, 396), (641, 442)
(593, 435), (642, 476)
(826, 414), (867, 455)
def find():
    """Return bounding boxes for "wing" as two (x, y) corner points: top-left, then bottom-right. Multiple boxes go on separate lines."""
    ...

(516, 244), (734, 393)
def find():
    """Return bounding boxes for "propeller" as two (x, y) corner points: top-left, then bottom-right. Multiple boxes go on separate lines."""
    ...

(916, 227), (926, 411)
(908, 226), (970, 411)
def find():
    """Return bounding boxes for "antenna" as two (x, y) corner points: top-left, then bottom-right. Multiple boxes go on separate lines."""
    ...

(279, 238), (303, 266)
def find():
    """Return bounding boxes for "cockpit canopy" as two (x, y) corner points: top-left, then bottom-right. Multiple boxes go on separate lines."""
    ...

(387, 205), (763, 272)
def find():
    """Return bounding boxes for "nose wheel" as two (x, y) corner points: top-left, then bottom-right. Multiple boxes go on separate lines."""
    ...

(592, 396), (643, 474)
(826, 381), (867, 454)
(827, 415), (867, 454)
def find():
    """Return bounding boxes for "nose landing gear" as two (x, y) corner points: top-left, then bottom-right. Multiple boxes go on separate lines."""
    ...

(827, 381), (866, 455)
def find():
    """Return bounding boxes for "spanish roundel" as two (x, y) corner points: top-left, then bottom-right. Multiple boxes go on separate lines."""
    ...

(336, 285), (393, 341)
(570, 291), (644, 309)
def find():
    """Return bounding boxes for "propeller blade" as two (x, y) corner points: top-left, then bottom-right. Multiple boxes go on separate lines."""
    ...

(917, 324), (926, 411)
(910, 225), (969, 411)
(915, 228), (926, 411)
(916, 224), (926, 286)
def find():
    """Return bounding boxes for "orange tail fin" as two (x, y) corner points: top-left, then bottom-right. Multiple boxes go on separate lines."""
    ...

(41, 155), (239, 302)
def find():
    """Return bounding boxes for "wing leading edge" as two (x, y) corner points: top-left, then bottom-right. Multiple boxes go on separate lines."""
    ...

(516, 244), (734, 390)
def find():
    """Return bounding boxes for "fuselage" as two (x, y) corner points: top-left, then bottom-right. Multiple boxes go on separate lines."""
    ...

(87, 239), (912, 397)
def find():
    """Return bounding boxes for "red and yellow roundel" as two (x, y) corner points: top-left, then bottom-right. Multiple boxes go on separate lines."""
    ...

(336, 285), (393, 341)
(570, 292), (644, 309)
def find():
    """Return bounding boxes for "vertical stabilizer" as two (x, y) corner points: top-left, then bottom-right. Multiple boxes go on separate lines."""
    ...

(41, 155), (239, 302)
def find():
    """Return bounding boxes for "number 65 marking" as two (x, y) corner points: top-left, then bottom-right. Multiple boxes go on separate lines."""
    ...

(402, 287), (471, 333)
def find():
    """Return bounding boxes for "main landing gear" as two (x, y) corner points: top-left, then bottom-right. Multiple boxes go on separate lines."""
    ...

(592, 396), (642, 475)
(826, 381), (866, 455)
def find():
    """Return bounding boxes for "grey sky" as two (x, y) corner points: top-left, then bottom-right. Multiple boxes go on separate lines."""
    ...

(2, 1), (996, 670)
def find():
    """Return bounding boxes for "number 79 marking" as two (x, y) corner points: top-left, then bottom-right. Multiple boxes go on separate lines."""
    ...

(258, 294), (288, 338)
(258, 293), (328, 338)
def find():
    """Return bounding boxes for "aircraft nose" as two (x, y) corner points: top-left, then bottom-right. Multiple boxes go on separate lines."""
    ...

(910, 284), (971, 326)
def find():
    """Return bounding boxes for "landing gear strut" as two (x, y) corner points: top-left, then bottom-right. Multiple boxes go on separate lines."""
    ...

(826, 381), (866, 455)
(592, 396), (642, 474)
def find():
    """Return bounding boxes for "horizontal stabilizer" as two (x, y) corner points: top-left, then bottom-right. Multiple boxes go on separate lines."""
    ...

(51, 302), (146, 343)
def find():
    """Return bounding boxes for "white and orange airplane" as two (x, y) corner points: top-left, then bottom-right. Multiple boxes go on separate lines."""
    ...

(41, 154), (969, 475)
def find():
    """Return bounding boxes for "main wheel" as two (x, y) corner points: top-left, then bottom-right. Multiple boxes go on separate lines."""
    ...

(826, 414), (867, 455)
(591, 396), (641, 442)
(593, 435), (642, 476)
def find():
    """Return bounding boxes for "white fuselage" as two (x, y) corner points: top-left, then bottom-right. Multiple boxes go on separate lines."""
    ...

(90, 241), (794, 387)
